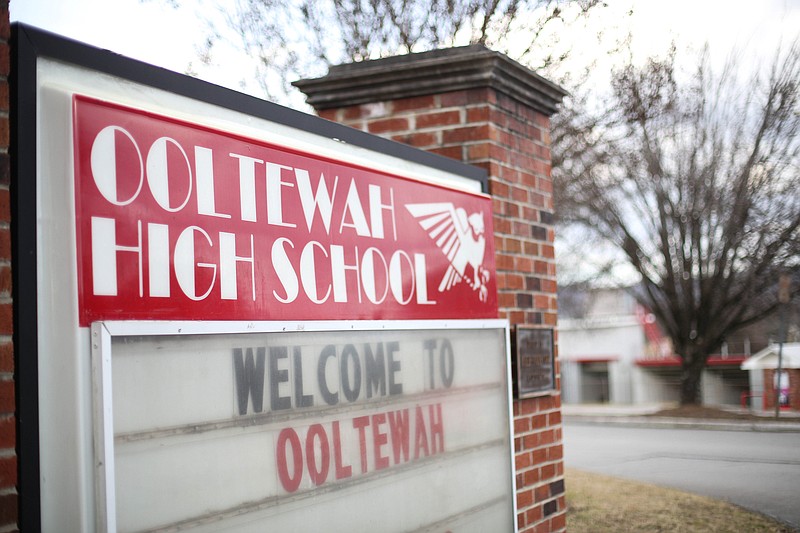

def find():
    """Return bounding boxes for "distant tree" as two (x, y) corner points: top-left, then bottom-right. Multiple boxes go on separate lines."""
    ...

(159, 0), (607, 101)
(554, 43), (800, 404)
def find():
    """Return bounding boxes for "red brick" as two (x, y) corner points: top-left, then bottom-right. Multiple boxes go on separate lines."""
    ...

(498, 293), (516, 308)
(367, 117), (408, 134)
(0, 416), (13, 448)
(0, 454), (15, 489)
(0, 189), (8, 223)
(534, 485), (549, 502)
(0, 43), (8, 77)
(317, 109), (339, 121)
(519, 398), (537, 415)
(495, 254), (514, 270)
(549, 444), (564, 461)
(489, 179), (509, 198)
(514, 417), (530, 433)
(0, 229), (9, 260)
(538, 429), (555, 446)
(342, 105), (369, 120)
(0, 492), (17, 526)
(542, 396), (557, 411)
(532, 414), (547, 430)
(416, 110), (461, 129)
(391, 131), (437, 148)
(0, 265), (9, 296)
(0, 380), (12, 413)
(515, 452), (533, 470)
(523, 468), (541, 486)
(442, 124), (490, 144)
(467, 143), (490, 160)
(506, 273), (524, 289)
(428, 146), (462, 160)
(466, 106), (490, 123)
(0, 304), (10, 336)
(508, 310), (525, 324)
(525, 505), (544, 526)
(532, 448), (547, 465)
(514, 256), (533, 273)
(439, 90), (471, 107)
(533, 295), (550, 310)
(522, 433), (537, 450)
(393, 94), (435, 112)
(517, 488), (533, 509)
(551, 511), (567, 530)
(0, 154), (8, 187)
(0, 118), (7, 147)
(0, 342), (11, 373)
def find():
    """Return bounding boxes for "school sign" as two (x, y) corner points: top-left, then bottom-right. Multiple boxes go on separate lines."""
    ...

(15, 25), (516, 532)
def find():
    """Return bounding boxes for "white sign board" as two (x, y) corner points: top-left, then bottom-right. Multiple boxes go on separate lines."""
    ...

(93, 320), (514, 532)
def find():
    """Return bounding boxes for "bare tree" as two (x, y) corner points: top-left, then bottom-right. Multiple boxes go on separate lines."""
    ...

(158, 0), (607, 101)
(555, 44), (800, 404)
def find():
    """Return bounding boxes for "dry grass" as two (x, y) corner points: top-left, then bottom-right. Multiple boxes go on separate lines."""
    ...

(566, 468), (796, 533)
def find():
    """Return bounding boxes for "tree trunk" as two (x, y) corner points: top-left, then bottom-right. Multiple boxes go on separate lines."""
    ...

(680, 353), (706, 405)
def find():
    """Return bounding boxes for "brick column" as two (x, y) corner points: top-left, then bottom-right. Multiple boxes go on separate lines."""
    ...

(0, 1), (13, 530)
(295, 45), (567, 532)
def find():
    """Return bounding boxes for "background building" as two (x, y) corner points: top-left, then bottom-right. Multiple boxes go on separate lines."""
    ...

(559, 287), (766, 407)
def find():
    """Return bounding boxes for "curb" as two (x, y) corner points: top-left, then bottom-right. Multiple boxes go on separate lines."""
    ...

(563, 415), (800, 433)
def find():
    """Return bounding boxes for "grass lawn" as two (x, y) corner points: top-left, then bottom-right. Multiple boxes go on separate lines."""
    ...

(566, 468), (796, 532)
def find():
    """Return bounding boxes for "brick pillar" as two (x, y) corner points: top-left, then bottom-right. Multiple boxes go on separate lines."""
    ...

(0, 1), (13, 530)
(295, 45), (567, 532)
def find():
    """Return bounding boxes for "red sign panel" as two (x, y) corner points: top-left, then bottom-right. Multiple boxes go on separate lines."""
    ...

(72, 96), (498, 325)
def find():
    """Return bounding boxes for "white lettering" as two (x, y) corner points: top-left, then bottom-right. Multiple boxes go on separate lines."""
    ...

(389, 250), (414, 305)
(267, 163), (297, 228)
(415, 253), (435, 304)
(295, 169), (338, 234)
(220, 232), (256, 301)
(195, 147), (231, 219)
(368, 185), (397, 240)
(146, 137), (192, 212)
(90, 126), (144, 206)
(229, 153), (263, 222)
(147, 223), (170, 297)
(174, 226), (217, 301)
(272, 238), (298, 303)
(331, 244), (361, 303)
(300, 241), (331, 304)
(91, 217), (143, 297)
(339, 181), (370, 237)
(361, 247), (389, 304)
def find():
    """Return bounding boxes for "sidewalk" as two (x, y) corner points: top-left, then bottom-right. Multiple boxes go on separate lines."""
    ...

(563, 403), (800, 432)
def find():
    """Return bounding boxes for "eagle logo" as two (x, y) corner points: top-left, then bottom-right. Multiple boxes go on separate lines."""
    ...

(406, 202), (490, 302)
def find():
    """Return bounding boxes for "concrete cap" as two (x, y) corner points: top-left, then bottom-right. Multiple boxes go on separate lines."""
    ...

(293, 44), (567, 116)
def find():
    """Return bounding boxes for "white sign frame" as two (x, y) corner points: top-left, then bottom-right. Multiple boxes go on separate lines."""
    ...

(91, 319), (516, 532)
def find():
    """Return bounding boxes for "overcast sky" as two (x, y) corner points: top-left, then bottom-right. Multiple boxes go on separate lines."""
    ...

(12, 0), (800, 105)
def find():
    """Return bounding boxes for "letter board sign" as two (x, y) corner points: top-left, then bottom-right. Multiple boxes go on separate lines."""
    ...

(15, 25), (514, 532)
(93, 321), (514, 532)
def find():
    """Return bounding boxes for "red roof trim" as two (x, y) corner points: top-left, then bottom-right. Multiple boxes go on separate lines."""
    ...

(636, 355), (748, 367)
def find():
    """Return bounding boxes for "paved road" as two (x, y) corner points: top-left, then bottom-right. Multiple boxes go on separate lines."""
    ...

(563, 423), (800, 529)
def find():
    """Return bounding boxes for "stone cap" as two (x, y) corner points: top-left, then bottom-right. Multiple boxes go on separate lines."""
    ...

(293, 44), (568, 116)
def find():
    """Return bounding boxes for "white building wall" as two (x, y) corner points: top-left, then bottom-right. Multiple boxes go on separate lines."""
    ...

(559, 317), (644, 404)
(631, 366), (682, 403)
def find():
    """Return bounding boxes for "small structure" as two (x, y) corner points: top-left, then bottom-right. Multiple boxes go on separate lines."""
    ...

(741, 343), (800, 411)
